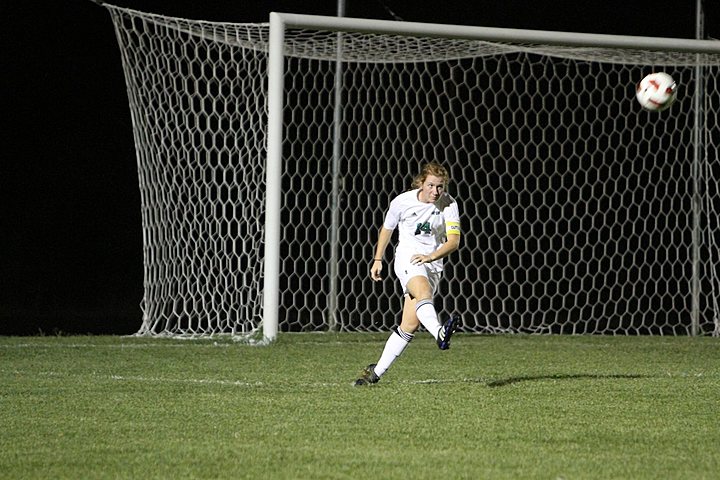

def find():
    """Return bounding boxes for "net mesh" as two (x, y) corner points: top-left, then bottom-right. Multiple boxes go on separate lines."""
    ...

(104, 4), (720, 337)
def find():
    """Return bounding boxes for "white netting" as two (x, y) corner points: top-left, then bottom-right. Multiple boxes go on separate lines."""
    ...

(103, 4), (720, 337)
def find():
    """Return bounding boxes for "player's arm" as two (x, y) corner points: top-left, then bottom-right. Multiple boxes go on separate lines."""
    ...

(411, 220), (461, 265)
(433, 230), (461, 260)
(370, 227), (394, 281)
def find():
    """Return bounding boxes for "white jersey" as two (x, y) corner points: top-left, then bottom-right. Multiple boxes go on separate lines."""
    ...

(383, 189), (461, 273)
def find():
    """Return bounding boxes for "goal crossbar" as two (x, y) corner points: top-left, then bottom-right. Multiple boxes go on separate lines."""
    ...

(272, 12), (720, 54)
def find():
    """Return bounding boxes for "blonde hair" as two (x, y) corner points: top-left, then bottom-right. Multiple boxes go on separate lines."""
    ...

(411, 162), (450, 189)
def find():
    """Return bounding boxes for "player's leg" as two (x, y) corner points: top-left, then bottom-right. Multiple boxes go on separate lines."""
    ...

(366, 281), (452, 382)
(373, 296), (418, 375)
(406, 274), (459, 350)
(355, 258), (455, 385)
(405, 275), (442, 339)
(355, 296), (417, 385)
(398, 293), (420, 333)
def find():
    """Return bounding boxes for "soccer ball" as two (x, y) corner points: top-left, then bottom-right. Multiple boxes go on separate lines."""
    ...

(636, 72), (677, 112)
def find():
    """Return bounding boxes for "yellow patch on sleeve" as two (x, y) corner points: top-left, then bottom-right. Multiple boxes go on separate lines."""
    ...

(446, 221), (460, 235)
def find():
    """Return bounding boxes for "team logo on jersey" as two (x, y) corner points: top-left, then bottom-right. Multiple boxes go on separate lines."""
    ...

(414, 221), (431, 235)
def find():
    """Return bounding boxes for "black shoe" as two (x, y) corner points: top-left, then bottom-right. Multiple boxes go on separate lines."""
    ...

(437, 314), (460, 350)
(354, 364), (380, 386)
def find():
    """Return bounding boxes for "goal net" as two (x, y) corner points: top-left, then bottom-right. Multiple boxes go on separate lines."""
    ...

(101, 4), (720, 339)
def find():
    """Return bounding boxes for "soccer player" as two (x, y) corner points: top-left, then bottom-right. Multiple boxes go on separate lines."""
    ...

(355, 161), (461, 386)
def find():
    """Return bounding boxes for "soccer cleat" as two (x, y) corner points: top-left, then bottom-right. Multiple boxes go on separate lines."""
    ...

(437, 313), (460, 350)
(354, 364), (380, 386)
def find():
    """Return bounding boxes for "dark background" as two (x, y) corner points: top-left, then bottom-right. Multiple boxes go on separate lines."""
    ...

(2, 0), (717, 335)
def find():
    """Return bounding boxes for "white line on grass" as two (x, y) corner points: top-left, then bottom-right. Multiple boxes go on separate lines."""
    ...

(2, 369), (713, 391)
(7, 369), (460, 388)
(33, 370), (266, 387)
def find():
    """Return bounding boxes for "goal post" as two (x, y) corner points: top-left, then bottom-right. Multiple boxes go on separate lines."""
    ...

(263, 14), (286, 342)
(99, 3), (720, 340)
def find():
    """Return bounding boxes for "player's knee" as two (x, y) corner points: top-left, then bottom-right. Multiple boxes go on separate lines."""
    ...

(399, 319), (419, 333)
(407, 278), (432, 300)
(415, 295), (432, 305)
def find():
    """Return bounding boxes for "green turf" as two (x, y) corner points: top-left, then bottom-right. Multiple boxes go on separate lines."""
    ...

(1, 334), (718, 479)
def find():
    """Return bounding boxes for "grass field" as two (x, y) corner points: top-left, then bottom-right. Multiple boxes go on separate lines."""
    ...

(1, 333), (718, 479)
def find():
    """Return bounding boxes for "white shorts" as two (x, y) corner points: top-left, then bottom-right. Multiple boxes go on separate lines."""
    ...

(393, 254), (442, 297)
